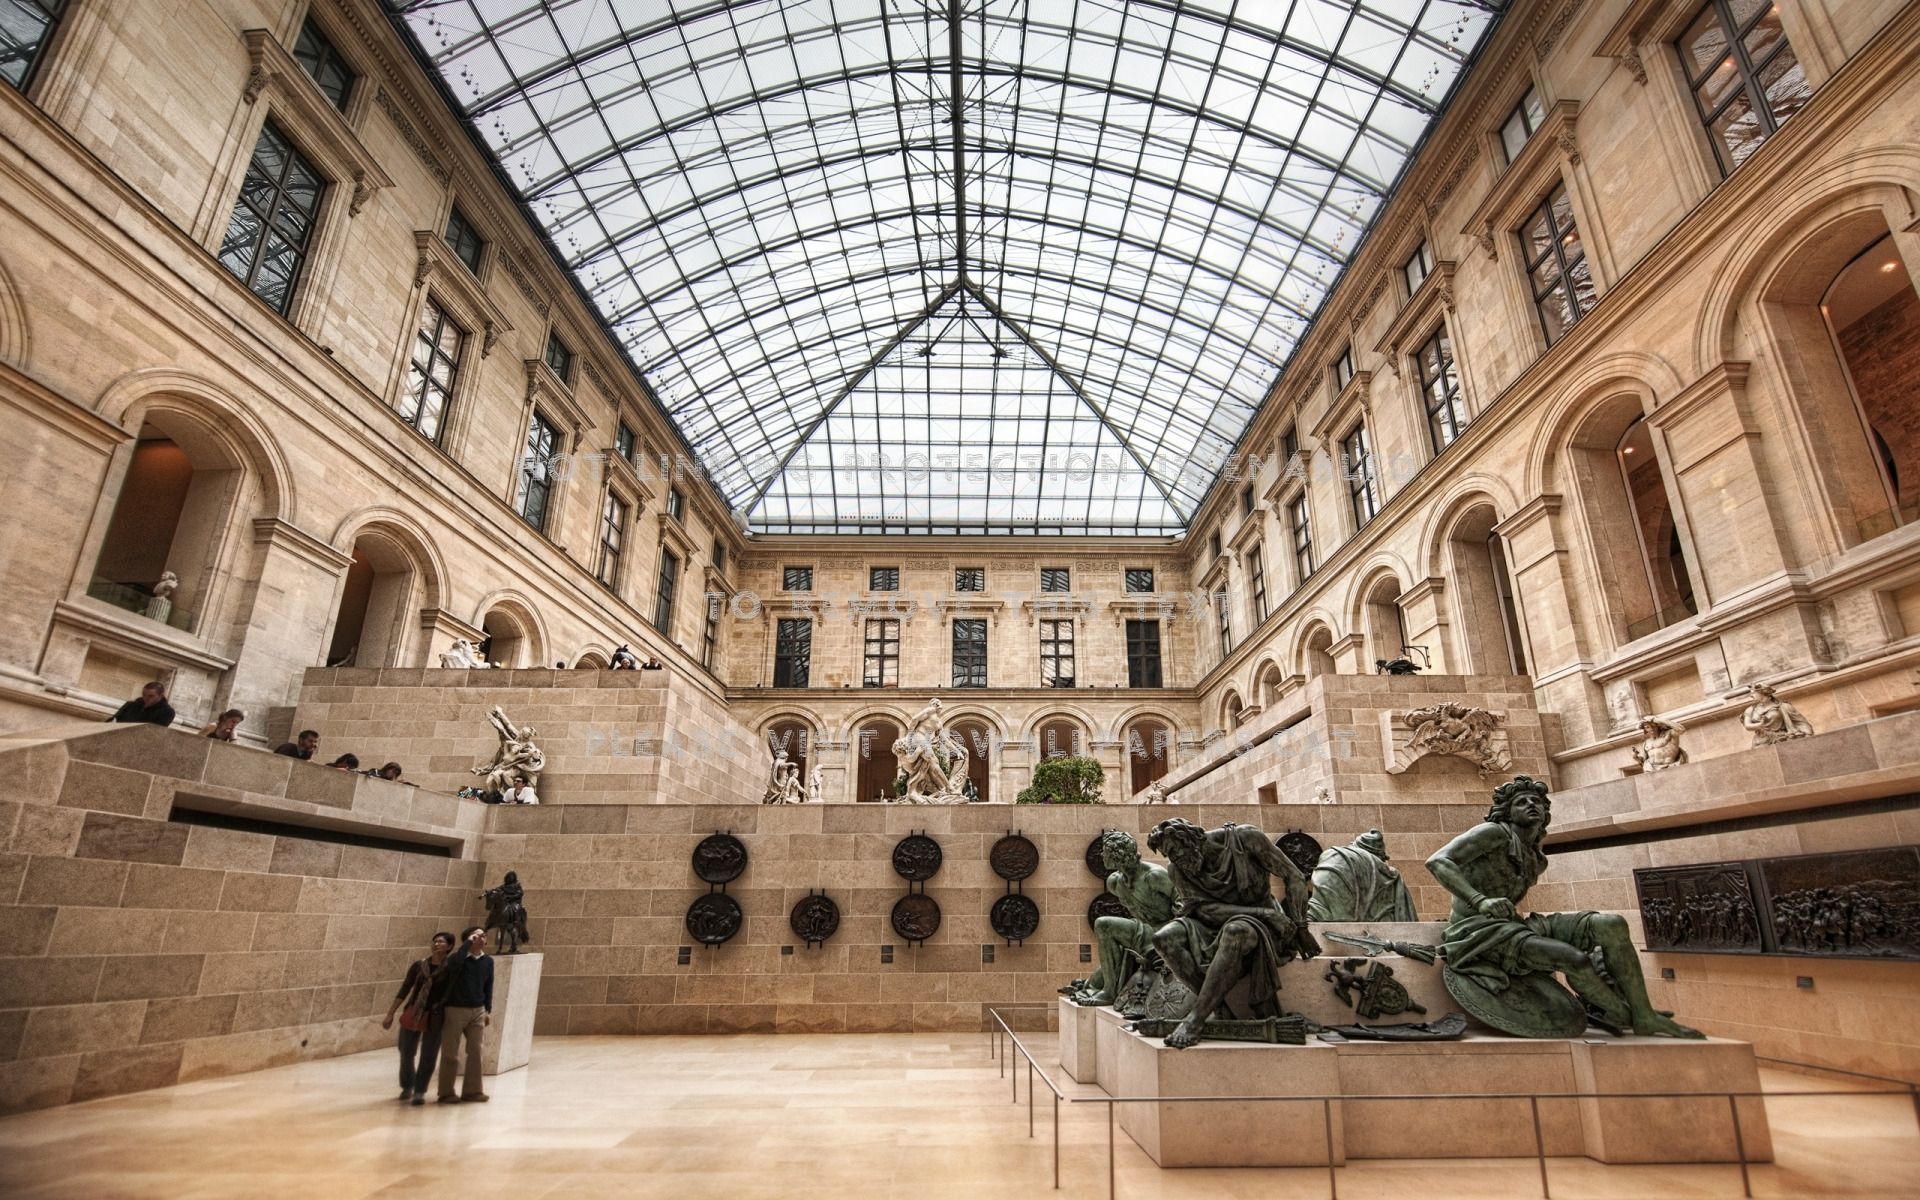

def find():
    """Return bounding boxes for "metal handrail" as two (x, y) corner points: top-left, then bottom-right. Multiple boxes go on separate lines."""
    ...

(984, 1005), (1920, 1200)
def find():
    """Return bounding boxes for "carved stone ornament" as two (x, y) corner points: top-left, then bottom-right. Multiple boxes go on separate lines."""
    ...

(989, 833), (1040, 882)
(1620, 46), (1648, 85)
(789, 893), (841, 946)
(890, 892), (941, 942)
(891, 833), (943, 882)
(989, 893), (1040, 942)
(685, 893), (743, 945)
(691, 833), (749, 884)
(1386, 703), (1513, 775)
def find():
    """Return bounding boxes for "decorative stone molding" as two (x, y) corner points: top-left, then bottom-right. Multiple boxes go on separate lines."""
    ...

(1383, 703), (1512, 775)
(1019, 596), (1093, 627)
(497, 252), (550, 317)
(1534, 0), (1585, 58)
(1374, 260), (1459, 376)
(372, 87), (450, 186)
(239, 31), (392, 217)
(1460, 100), (1582, 261)
(525, 358), (590, 434)
(411, 231), (513, 358)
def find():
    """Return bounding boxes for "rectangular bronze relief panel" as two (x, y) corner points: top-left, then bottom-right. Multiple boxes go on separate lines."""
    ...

(1633, 861), (1765, 954)
(1635, 845), (1920, 961)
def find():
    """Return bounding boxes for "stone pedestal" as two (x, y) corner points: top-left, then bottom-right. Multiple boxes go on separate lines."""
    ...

(1059, 998), (1102, 1083)
(1097, 1016), (1774, 1167)
(482, 952), (542, 1076)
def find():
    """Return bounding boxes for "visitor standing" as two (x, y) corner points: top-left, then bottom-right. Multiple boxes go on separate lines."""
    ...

(107, 682), (175, 727)
(274, 730), (320, 759)
(382, 931), (454, 1105)
(436, 926), (493, 1103)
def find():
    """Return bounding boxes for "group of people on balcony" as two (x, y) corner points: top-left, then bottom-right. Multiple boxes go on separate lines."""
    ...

(106, 681), (405, 782)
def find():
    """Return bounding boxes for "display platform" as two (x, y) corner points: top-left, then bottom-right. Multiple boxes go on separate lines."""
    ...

(1085, 1006), (1773, 1168)
(481, 952), (543, 1076)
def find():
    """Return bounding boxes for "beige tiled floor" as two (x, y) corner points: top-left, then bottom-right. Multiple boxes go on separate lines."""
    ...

(0, 1033), (1915, 1199)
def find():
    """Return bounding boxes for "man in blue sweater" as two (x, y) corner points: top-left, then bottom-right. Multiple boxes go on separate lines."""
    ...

(436, 925), (493, 1102)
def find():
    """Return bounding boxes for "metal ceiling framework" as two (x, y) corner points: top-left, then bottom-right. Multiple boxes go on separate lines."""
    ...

(388, 0), (1504, 534)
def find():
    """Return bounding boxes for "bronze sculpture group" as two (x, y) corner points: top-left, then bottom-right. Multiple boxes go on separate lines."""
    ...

(1065, 775), (1702, 1047)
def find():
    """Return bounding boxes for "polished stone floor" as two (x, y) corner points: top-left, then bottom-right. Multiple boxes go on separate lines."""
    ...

(1, 1033), (1916, 1199)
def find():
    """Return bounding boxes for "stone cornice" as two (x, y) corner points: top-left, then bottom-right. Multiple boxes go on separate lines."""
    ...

(0, 361), (127, 450)
(252, 517), (354, 572)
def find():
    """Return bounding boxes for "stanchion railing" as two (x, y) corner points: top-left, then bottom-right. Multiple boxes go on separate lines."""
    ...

(984, 1005), (1920, 1200)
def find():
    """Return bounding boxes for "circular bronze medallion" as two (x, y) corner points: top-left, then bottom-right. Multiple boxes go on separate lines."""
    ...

(1084, 832), (1111, 879)
(685, 893), (743, 945)
(1275, 830), (1323, 877)
(989, 834), (1040, 882)
(1087, 891), (1130, 928)
(789, 893), (841, 944)
(990, 893), (1041, 942)
(891, 834), (943, 882)
(692, 833), (748, 884)
(891, 892), (942, 942)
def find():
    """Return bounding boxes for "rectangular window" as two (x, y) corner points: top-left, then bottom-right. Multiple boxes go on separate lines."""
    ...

(1343, 424), (1380, 527)
(1125, 568), (1155, 593)
(443, 205), (483, 274)
(1281, 424), (1299, 466)
(514, 411), (561, 532)
(1290, 496), (1315, 580)
(1681, 0), (1811, 175)
(952, 619), (987, 688)
(869, 566), (899, 591)
(667, 487), (684, 521)
(615, 422), (635, 462)
(1333, 348), (1354, 391)
(701, 595), (720, 670)
(1039, 567), (1070, 593)
(1403, 239), (1434, 295)
(1, 0), (65, 91)
(954, 566), (984, 592)
(596, 493), (626, 588)
(1249, 545), (1268, 623)
(773, 618), (812, 687)
(399, 297), (463, 441)
(1240, 484), (1255, 515)
(1215, 591), (1233, 656)
(653, 549), (679, 633)
(862, 619), (899, 687)
(1418, 326), (1469, 453)
(544, 331), (573, 382)
(1208, 531), (1222, 559)
(217, 123), (325, 316)
(783, 566), (812, 592)
(1039, 619), (1075, 687)
(292, 18), (354, 111)
(1126, 620), (1163, 688)
(1500, 85), (1546, 164)
(711, 539), (726, 572)
(1521, 183), (1596, 345)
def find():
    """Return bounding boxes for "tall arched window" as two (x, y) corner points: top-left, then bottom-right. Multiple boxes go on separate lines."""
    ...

(1363, 577), (1409, 665)
(1567, 395), (1702, 644)
(948, 719), (992, 802)
(327, 533), (419, 668)
(1126, 719), (1171, 795)
(1037, 718), (1082, 759)
(1823, 234), (1918, 536)
(1445, 504), (1530, 676)
(1618, 417), (1698, 634)
(856, 719), (900, 802)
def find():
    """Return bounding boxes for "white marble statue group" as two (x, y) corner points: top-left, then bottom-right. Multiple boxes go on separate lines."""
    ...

(762, 744), (822, 805)
(1632, 682), (1813, 773)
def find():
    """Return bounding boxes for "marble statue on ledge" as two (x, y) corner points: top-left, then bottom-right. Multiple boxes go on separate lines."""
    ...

(1306, 829), (1417, 923)
(1426, 775), (1701, 1039)
(1396, 702), (1512, 775)
(1139, 778), (1170, 804)
(439, 638), (494, 669)
(806, 763), (823, 805)
(1144, 818), (1320, 1048)
(482, 870), (530, 954)
(144, 570), (178, 622)
(762, 745), (805, 805)
(1631, 717), (1688, 773)
(473, 705), (544, 796)
(1741, 682), (1813, 746)
(893, 697), (970, 804)
(1063, 831), (1176, 1008)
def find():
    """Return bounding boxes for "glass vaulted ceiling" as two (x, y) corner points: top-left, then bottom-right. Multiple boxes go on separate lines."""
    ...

(389, 1), (1503, 534)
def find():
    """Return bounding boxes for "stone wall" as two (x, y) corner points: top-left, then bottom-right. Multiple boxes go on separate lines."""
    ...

(288, 667), (766, 804)
(0, 723), (488, 1113)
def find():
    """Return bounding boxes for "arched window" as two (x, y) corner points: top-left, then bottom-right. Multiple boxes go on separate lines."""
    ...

(1363, 577), (1409, 666)
(766, 719), (811, 786)
(1222, 692), (1244, 729)
(1037, 718), (1082, 759)
(948, 719), (992, 802)
(1257, 662), (1284, 707)
(856, 719), (900, 802)
(479, 608), (535, 667)
(1823, 233), (1918, 536)
(1617, 416), (1698, 634)
(1126, 719), (1171, 795)
(1302, 625), (1336, 678)
(326, 533), (419, 668)
(1567, 395), (1702, 644)
(1445, 504), (1530, 676)
(573, 651), (608, 668)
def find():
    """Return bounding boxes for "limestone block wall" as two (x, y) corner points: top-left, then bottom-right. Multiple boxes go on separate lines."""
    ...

(480, 798), (1486, 1040)
(0, 723), (490, 1113)
(289, 667), (766, 804)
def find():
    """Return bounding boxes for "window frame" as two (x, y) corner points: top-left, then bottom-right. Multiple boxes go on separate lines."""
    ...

(1402, 239), (1435, 296)
(514, 410), (562, 532)
(862, 618), (900, 687)
(1039, 566), (1070, 593)
(1499, 85), (1546, 165)
(1520, 182), (1596, 346)
(701, 593), (721, 669)
(1124, 567), (1155, 594)
(595, 490), (627, 589)
(1332, 348), (1355, 392)
(1248, 544), (1268, 624)
(869, 566), (900, 592)
(773, 617), (812, 687)
(1290, 495), (1315, 581)
(1214, 589), (1234, 657)
(614, 422), (636, 462)
(953, 566), (985, 592)
(1039, 617), (1076, 687)
(217, 121), (327, 316)
(443, 204), (485, 275)
(1125, 619), (1163, 688)
(398, 294), (465, 443)
(0, 0), (66, 93)
(1679, 0), (1811, 176)
(666, 487), (685, 522)
(951, 618), (988, 688)
(652, 547), (679, 633)
(543, 331), (574, 383)
(291, 17), (356, 112)
(783, 566), (813, 592)
(1342, 423), (1381, 528)
(1417, 325), (1469, 454)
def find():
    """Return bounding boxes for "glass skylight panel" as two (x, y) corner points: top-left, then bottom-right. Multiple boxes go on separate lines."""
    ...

(390, 0), (1500, 533)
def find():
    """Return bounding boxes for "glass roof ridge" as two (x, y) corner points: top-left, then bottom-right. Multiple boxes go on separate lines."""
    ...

(386, 0), (1506, 535)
